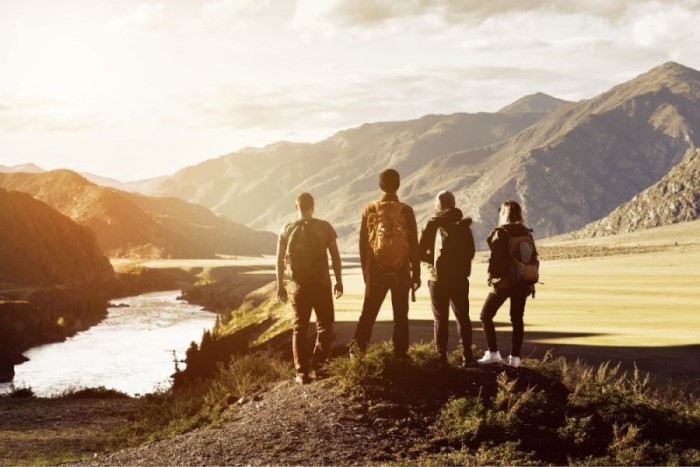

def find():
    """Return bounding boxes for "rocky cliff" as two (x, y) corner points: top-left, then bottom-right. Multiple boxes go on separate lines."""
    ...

(567, 148), (699, 238)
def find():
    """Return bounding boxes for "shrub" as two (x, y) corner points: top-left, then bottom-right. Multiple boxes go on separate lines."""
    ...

(57, 386), (130, 399)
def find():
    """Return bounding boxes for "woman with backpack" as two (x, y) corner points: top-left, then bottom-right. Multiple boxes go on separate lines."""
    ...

(477, 200), (538, 368)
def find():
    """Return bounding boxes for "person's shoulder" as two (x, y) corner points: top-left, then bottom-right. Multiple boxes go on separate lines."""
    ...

(314, 218), (337, 237)
(399, 201), (415, 214)
(487, 226), (505, 243)
(315, 218), (333, 230)
(279, 220), (297, 237)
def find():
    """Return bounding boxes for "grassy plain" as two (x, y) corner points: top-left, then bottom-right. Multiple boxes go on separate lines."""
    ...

(110, 221), (700, 380)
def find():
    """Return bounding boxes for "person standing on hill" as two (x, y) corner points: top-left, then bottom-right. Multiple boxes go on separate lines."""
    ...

(418, 190), (476, 368)
(277, 192), (343, 384)
(352, 169), (421, 358)
(478, 200), (539, 368)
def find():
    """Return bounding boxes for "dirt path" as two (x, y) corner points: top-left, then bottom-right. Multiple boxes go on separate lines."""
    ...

(88, 380), (396, 466)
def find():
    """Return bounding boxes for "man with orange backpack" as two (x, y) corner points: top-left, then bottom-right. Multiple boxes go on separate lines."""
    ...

(352, 169), (421, 358)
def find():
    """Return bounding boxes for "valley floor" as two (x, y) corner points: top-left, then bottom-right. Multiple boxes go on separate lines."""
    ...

(2, 222), (698, 464)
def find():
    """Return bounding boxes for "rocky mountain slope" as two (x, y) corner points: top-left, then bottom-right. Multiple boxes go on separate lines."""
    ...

(0, 170), (275, 259)
(567, 148), (699, 238)
(142, 62), (700, 249)
(0, 187), (113, 286)
(143, 94), (566, 243)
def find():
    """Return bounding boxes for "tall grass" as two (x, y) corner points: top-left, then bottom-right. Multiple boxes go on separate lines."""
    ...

(330, 343), (700, 466)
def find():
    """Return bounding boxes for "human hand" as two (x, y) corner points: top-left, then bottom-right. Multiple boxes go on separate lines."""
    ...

(334, 282), (344, 299)
(412, 277), (421, 291)
(277, 286), (288, 303)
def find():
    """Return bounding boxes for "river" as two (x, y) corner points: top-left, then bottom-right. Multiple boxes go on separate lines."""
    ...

(0, 290), (216, 397)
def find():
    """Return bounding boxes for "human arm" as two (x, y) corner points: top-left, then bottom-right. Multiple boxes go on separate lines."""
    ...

(328, 239), (343, 299)
(276, 229), (288, 303)
(418, 219), (437, 266)
(406, 206), (421, 290)
(486, 228), (509, 283)
(359, 206), (369, 283)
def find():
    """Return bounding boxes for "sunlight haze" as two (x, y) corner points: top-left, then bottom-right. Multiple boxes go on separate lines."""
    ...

(1, 0), (700, 179)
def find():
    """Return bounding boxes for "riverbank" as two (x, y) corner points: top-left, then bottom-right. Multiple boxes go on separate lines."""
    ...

(0, 265), (199, 383)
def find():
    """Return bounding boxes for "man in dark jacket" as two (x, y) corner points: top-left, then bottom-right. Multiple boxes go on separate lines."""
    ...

(352, 169), (421, 358)
(419, 190), (476, 367)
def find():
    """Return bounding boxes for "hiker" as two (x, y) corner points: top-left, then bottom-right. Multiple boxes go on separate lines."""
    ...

(418, 190), (476, 368)
(352, 169), (420, 358)
(276, 192), (343, 384)
(478, 200), (539, 368)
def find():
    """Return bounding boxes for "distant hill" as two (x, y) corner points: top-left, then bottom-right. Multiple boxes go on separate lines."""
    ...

(498, 92), (572, 114)
(566, 148), (699, 238)
(80, 172), (167, 193)
(142, 96), (567, 246)
(136, 62), (700, 249)
(0, 187), (114, 286)
(0, 170), (276, 259)
(0, 163), (44, 174)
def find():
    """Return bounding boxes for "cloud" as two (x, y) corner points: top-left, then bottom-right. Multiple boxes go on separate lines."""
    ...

(185, 0), (271, 33)
(172, 66), (570, 134)
(0, 96), (100, 133)
(109, 3), (165, 32)
(201, 0), (270, 21)
(292, 0), (697, 30)
(633, 6), (700, 48)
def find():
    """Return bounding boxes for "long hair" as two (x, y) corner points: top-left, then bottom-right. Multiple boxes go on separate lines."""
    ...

(498, 200), (524, 226)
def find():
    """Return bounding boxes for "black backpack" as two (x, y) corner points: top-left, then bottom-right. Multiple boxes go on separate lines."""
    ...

(285, 220), (324, 284)
(435, 218), (475, 279)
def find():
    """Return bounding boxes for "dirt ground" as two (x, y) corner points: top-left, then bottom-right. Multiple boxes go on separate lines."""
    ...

(0, 397), (139, 465)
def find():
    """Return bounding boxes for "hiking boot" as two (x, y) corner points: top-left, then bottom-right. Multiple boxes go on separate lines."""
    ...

(477, 350), (502, 365)
(508, 355), (521, 368)
(294, 374), (312, 385)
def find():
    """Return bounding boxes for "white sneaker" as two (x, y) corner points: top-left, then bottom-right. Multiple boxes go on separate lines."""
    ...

(477, 351), (502, 365)
(508, 356), (521, 368)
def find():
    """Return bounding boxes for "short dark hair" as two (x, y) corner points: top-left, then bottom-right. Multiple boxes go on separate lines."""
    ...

(379, 169), (400, 193)
(296, 192), (314, 212)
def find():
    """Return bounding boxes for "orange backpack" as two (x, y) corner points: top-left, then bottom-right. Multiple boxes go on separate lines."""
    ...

(507, 234), (539, 285)
(368, 201), (409, 271)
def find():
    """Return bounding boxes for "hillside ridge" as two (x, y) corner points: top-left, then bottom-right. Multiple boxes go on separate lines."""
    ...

(0, 170), (275, 259)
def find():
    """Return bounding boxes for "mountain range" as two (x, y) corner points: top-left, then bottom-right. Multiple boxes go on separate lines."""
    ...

(568, 147), (699, 238)
(0, 170), (276, 259)
(0, 187), (114, 286)
(136, 62), (700, 249)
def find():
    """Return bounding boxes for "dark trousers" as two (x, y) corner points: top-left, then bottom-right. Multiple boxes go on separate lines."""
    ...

(479, 283), (530, 357)
(354, 274), (410, 356)
(290, 283), (334, 375)
(429, 279), (472, 360)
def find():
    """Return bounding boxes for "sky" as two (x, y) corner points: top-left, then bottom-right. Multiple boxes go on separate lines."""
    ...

(1, 0), (700, 181)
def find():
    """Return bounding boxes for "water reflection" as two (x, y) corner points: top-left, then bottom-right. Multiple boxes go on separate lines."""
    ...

(0, 291), (216, 397)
